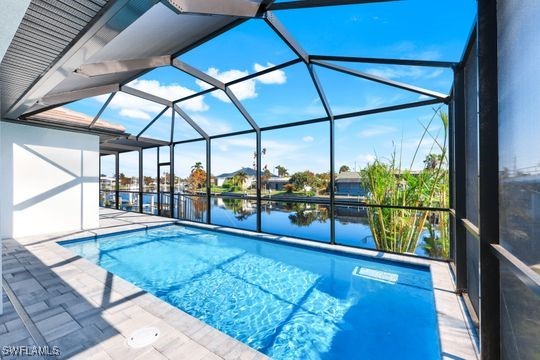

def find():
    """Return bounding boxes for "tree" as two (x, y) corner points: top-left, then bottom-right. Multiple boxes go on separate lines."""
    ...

(191, 162), (204, 172)
(339, 165), (350, 173)
(119, 173), (130, 187)
(275, 165), (289, 177)
(289, 171), (317, 192)
(144, 176), (154, 186)
(233, 171), (248, 189)
(262, 167), (272, 189)
(252, 148), (267, 169)
(424, 154), (443, 170)
(283, 183), (294, 193)
(188, 169), (206, 190)
(315, 172), (330, 194)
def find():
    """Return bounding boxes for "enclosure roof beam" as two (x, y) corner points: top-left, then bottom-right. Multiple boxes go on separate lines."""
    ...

(209, 129), (256, 140)
(307, 64), (333, 119)
(160, 0), (262, 18)
(264, 11), (333, 118)
(264, 11), (309, 63)
(171, 59), (225, 90)
(36, 83), (120, 108)
(225, 88), (260, 131)
(268, 0), (398, 11)
(259, 98), (445, 131)
(104, 136), (169, 148)
(130, 136), (170, 147)
(172, 58), (301, 104)
(136, 106), (170, 139)
(310, 54), (458, 68)
(89, 92), (116, 129)
(173, 88), (215, 104)
(173, 59), (261, 131)
(120, 85), (171, 107)
(100, 143), (141, 152)
(227, 58), (302, 86)
(99, 149), (118, 155)
(313, 60), (449, 100)
(75, 55), (171, 77)
(173, 104), (209, 140)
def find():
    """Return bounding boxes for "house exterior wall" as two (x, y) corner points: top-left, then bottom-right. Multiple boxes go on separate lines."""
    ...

(335, 182), (365, 196)
(267, 180), (288, 191)
(0, 0), (32, 316)
(0, 121), (99, 239)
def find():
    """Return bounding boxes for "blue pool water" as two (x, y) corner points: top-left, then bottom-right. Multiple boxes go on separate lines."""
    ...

(61, 225), (441, 359)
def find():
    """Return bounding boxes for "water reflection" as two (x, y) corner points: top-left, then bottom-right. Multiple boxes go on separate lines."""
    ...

(262, 202), (330, 242)
(264, 202), (330, 227)
(172, 196), (445, 258)
(211, 198), (258, 231)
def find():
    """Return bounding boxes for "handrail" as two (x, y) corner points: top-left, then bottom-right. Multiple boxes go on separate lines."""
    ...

(491, 244), (540, 297)
(449, 210), (540, 298)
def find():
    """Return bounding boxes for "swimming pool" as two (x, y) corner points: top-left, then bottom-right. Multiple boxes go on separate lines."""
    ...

(60, 224), (441, 359)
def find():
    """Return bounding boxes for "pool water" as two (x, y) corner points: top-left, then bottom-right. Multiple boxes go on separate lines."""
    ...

(61, 225), (441, 359)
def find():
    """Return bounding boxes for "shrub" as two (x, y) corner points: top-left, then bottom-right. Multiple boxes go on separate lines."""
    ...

(283, 184), (294, 193)
(362, 109), (449, 257)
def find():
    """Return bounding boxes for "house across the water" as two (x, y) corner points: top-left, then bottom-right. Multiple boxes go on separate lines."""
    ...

(335, 172), (365, 196)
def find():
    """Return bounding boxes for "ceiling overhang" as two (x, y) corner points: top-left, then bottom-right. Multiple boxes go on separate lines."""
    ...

(1, 0), (262, 120)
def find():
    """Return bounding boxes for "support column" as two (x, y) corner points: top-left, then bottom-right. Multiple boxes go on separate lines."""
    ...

(453, 67), (468, 292)
(256, 130), (262, 233)
(115, 152), (119, 210)
(477, 0), (500, 358)
(329, 119), (335, 245)
(206, 139), (211, 224)
(157, 148), (161, 216)
(170, 144), (175, 218)
(139, 148), (143, 213)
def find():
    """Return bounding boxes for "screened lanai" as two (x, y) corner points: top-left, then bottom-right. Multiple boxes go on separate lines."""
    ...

(1, 1), (539, 359)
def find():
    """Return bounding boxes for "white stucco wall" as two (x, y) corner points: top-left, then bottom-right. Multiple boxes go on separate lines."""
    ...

(0, 0), (31, 316)
(0, 121), (99, 239)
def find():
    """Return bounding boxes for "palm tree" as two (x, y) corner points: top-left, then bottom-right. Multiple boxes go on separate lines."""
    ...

(275, 165), (289, 177)
(233, 171), (248, 188)
(191, 162), (203, 173)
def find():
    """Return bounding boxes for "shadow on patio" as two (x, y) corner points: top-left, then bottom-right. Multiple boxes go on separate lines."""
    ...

(1, 211), (262, 359)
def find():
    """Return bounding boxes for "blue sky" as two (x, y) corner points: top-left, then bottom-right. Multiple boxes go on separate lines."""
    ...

(71, 0), (476, 178)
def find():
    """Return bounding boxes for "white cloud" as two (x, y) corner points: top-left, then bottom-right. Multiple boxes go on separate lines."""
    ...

(358, 125), (397, 138)
(97, 79), (208, 121)
(222, 137), (255, 148)
(357, 153), (377, 165)
(119, 108), (152, 120)
(196, 68), (255, 102)
(302, 136), (314, 142)
(128, 79), (207, 112)
(253, 63), (286, 84)
(189, 113), (232, 134)
(197, 63), (287, 103)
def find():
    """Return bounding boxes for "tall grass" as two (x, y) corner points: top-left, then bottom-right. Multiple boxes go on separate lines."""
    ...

(362, 109), (449, 256)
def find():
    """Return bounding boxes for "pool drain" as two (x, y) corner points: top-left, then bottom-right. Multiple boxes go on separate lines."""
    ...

(126, 327), (160, 348)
